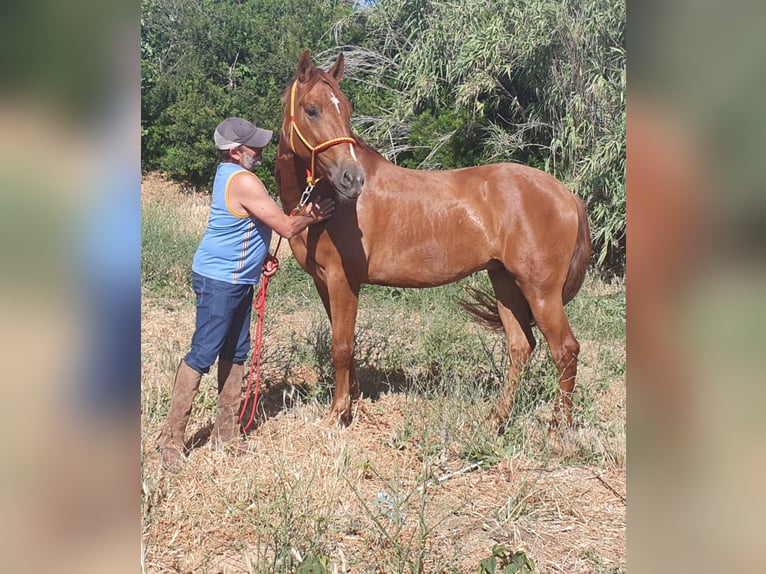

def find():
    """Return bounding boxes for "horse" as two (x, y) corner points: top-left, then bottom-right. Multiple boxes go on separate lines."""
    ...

(275, 50), (591, 430)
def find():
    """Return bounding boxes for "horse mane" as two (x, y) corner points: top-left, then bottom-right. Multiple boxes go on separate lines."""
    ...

(351, 133), (385, 160)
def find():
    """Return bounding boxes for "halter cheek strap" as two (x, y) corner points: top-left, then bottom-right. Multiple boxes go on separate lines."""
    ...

(288, 80), (356, 194)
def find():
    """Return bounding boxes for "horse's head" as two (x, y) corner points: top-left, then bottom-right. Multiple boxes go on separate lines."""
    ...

(282, 50), (365, 203)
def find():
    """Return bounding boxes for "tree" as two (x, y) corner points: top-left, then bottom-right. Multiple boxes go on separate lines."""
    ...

(141, 0), (361, 191)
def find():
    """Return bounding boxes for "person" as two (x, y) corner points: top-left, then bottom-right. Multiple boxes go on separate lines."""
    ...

(157, 117), (334, 472)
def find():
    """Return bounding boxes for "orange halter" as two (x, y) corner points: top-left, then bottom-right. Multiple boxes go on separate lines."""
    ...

(288, 79), (356, 196)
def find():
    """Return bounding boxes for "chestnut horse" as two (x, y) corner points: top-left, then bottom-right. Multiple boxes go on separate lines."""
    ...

(276, 50), (591, 429)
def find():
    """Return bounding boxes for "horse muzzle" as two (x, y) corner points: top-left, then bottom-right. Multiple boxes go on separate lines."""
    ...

(329, 162), (365, 202)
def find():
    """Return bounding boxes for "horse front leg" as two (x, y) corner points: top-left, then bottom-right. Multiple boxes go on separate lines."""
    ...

(312, 275), (361, 421)
(325, 277), (360, 426)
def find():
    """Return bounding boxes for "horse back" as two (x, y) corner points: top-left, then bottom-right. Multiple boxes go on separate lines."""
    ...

(344, 158), (585, 287)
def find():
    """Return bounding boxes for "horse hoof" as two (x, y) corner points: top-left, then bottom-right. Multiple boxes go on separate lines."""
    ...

(337, 411), (353, 427)
(486, 408), (510, 435)
(322, 411), (351, 428)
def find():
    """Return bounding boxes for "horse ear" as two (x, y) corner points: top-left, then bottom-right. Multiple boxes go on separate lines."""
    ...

(328, 52), (345, 82)
(297, 49), (312, 83)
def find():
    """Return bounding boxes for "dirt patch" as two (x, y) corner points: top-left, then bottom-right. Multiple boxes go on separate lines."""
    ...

(141, 172), (185, 201)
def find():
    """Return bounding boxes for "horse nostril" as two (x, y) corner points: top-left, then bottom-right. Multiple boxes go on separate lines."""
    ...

(331, 165), (365, 196)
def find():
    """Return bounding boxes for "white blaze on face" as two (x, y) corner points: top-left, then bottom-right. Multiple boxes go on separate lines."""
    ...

(330, 94), (340, 114)
(327, 89), (356, 162)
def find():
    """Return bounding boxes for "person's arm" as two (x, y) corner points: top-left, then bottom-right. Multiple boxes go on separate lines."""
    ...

(228, 171), (334, 238)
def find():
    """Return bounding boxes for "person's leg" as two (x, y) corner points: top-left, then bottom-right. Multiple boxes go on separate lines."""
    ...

(212, 284), (254, 448)
(156, 359), (202, 472)
(211, 359), (244, 446)
(157, 273), (234, 471)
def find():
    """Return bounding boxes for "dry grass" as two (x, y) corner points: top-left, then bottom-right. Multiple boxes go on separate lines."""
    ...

(141, 174), (625, 573)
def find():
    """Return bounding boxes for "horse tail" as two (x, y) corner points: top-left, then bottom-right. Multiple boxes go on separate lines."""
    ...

(562, 196), (592, 305)
(459, 286), (504, 331)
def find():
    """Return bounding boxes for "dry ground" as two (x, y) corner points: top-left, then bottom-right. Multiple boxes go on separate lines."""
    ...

(141, 174), (626, 573)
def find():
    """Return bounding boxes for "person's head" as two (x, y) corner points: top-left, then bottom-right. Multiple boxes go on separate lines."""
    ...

(214, 117), (273, 171)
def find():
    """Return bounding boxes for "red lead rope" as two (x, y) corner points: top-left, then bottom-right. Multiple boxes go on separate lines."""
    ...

(239, 199), (312, 432)
(238, 240), (283, 432)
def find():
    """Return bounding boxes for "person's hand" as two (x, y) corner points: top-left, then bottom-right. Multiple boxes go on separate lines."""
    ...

(300, 198), (335, 222)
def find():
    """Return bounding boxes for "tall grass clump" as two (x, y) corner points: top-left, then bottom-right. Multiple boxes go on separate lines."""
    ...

(141, 194), (204, 298)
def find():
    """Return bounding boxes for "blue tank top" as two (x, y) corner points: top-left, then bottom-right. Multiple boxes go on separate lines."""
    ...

(192, 163), (273, 285)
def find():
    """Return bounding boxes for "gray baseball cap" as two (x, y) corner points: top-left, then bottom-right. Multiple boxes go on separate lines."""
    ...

(214, 117), (273, 150)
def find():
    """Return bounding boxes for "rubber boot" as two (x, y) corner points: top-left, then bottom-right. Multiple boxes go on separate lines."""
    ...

(156, 360), (202, 472)
(211, 359), (248, 454)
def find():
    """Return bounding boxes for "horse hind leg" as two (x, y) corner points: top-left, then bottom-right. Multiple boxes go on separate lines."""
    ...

(524, 293), (581, 429)
(487, 269), (536, 428)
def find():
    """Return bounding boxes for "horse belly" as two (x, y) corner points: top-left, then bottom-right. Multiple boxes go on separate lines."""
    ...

(365, 239), (483, 288)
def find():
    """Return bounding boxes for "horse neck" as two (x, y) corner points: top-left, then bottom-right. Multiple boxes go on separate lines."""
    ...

(276, 136), (305, 214)
(356, 141), (396, 180)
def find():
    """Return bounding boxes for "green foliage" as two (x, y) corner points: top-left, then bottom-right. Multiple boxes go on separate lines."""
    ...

(296, 553), (330, 573)
(141, 0), (361, 190)
(399, 108), (485, 169)
(565, 277), (626, 343)
(478, 546), (536, 574)
(153, 79), (228, 187)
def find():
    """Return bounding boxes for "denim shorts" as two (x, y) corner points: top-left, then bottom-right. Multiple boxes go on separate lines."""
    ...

(184, 272), (254, 373)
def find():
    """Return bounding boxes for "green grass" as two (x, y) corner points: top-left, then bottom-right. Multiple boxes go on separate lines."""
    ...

(141, 196), (201, 299)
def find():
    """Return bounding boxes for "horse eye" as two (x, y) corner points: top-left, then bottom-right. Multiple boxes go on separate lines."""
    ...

(306, 106), (319, 118)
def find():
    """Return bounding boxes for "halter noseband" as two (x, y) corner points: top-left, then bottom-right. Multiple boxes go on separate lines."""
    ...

(288, 79), (356, 203)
